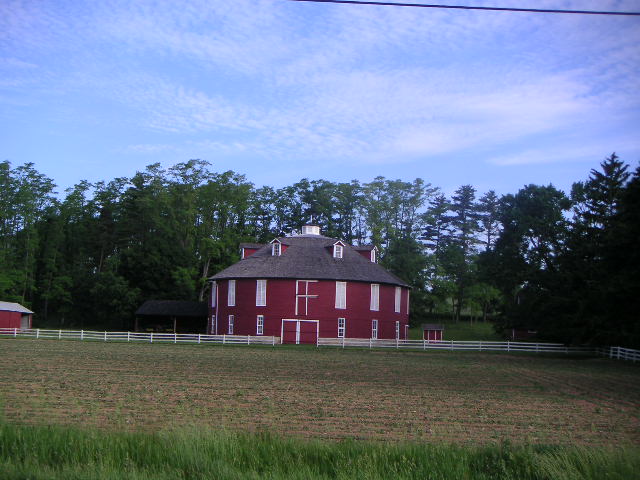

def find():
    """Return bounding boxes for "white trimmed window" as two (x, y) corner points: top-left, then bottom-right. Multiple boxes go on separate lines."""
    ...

(370, 284), (379, 311)
(256, 315), (264, 335)
(371, 249), (376, 263)
(211, 282), (217, 308)
(228, 315), (234, 334)
(335, 281), (346, 309)
(272, 242), (281, 256)
(334, 244), (343, 259)
(227, 280), (236, 307)
(395, 321), (400, 340)
(256, 279), (267, 306)
(338, 317), (346, 338)
(395, 287), (401, 313)
(371, 319), (378, 339)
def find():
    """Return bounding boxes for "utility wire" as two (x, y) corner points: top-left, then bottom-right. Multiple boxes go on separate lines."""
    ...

(289, 0), (640, 16)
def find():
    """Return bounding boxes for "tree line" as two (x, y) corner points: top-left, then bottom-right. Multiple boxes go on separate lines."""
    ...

(1, 155), (638, 346)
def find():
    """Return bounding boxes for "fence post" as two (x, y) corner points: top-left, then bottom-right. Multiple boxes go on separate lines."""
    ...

(36, 329), (39, 339)
(423, 339), (426, 350)
(617, 347), (621, 360)
(274, 336), (276, 347)
(127, 331), (130, 342)
(369, 338), (372, 349)
(58, 329), (62, 340)
(507, 341), (510, 352)
(479, 341), (482, 352)
(198, 334), (201, 344)
(150, 333), (153, 343)
(81, 330), (84, 341)
(342, 336), (345, 349)
(247, 335), (250, 345)
(174, 333), (177, 344)
(14, 328), (17, 338)
(451, 340), (453, 351)
(104, 331), (107, 342)
(223, 334), (226, 345)
(396, 337), (399, 349)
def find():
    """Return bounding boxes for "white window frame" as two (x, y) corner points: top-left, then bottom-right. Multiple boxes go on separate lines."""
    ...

(334, 244), (343, 259)
(372, 319), (378, 339)
(335, 281), (346, 309)
(272, 242), (281, 256)
(228, 315), (234, 334)
(256, 279), (267, 306)
(395, 321), (400, 340)
(338, 317), (345, 338)
(370, 284), (379, 311)
(295, 280), (318, 315)
(371, 249), (376, 263)
(256, 315), (264, 335)
(394, 287), (401, 313)
(227, 280), (236, 307)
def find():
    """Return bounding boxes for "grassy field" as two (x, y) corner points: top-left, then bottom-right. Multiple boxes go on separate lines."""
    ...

(1, 338), (638, 447)
(1, 422), (638, 480)
(408, 320), (502, 341)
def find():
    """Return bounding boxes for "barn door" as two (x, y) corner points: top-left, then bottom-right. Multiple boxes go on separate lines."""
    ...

(281, 319), (318, 344)
(281, 320), (298, 344)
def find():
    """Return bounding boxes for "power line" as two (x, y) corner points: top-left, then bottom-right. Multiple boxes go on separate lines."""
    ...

(288, 0), (640, 16)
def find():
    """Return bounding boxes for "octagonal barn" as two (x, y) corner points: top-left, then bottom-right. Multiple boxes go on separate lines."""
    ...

(208, 225), (410, 344)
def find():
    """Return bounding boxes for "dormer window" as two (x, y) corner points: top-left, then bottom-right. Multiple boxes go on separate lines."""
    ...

(333, 244), (343, 259)
(371, 248), (376, 263)
(272, 242), (281, 256)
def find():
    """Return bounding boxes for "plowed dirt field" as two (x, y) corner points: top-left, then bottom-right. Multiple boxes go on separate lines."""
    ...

(1, 339), (638, 445)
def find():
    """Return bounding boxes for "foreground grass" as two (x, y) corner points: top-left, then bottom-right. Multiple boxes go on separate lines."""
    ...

(1, 423), (638, 480)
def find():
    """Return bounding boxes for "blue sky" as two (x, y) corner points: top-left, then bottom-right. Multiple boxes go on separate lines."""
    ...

(1, 0), (639, 196)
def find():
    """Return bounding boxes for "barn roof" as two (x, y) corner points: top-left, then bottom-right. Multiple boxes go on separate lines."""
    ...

(211, 234), (409, 287)
(0, 302), (33, 314)
(136, 300), (208, 317)
(239, 243), (264, 249)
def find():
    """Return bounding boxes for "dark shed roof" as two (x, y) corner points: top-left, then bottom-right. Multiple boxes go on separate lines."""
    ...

(421, 323), (444, 330)
(210, 235), (409, 287)
(136, 300), (208, 317)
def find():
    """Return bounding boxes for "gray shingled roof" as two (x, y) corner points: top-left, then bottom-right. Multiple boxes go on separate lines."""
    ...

(211, 235), (409, 287)
(0, 302), (33, 314)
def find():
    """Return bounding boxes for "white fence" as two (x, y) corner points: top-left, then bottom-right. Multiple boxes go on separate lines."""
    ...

(596, 346), (640, 362)
(0, 328), (278, 346)
(317, 338), (595, 354)
(1, 328), (638, 361)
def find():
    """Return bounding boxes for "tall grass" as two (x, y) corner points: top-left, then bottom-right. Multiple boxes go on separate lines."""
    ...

(0, 423), (637, 480)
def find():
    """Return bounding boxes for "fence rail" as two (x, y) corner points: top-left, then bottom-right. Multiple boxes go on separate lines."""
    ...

(0, 328), (277, 346)
(1, 328), (637, 361)
(317, 337), (596, 354)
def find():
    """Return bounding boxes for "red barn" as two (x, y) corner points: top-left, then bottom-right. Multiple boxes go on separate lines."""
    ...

(0, 302), (33, 329)
(208, 225), (410, 344)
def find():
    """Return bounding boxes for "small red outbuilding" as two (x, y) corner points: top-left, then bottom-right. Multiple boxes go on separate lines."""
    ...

(0, 302), (33, 330)
(422, 323), (444, 341)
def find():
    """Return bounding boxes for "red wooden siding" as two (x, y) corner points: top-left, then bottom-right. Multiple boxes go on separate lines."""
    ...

(0, 311), (32, 329)
(210, 278), (409, 340)
(423, 329), (443, 341)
